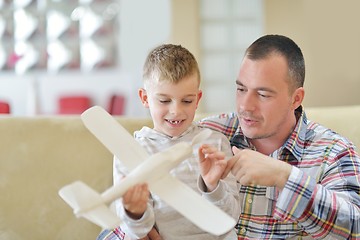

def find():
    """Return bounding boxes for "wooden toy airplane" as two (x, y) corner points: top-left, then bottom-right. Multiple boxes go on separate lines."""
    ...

(58, 106), (236, 236)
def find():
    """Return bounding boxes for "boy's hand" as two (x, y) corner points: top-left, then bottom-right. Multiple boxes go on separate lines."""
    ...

(198, 144), (227, 192)
(137, 227), (163, 240)
(123, 183), (150, 220)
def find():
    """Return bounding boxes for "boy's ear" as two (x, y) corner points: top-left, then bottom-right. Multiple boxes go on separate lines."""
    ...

(138, 88), (149, 108)
(196, 90), (203, 108)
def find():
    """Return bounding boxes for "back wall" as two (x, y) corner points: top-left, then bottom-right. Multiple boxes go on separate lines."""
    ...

(171, 0), (360, 109)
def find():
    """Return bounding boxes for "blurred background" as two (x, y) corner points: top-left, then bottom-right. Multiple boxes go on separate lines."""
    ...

(0, 0), (359, 116)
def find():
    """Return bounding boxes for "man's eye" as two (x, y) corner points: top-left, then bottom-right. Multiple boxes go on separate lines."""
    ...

(237, 88), (246, 92)
(259, 93), (270, 98)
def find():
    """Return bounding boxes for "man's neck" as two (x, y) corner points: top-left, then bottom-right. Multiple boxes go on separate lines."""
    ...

(250, 138), (285, 156)
(249, 115), (298, 156)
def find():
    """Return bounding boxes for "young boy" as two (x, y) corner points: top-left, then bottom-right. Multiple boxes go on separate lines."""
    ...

(102, 44), (240, 240)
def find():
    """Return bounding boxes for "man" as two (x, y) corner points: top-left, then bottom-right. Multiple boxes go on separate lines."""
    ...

(199, 34), (360, 239)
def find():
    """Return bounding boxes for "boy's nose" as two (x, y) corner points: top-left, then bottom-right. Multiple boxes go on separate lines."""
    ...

(169, 102), (182, 114)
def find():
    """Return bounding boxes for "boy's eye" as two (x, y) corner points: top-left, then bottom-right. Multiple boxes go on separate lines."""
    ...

(159, 99), (171, 103)
(183, 100), (193, 104)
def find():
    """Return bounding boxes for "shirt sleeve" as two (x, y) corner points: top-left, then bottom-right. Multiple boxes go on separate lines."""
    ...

(113, 156), (155, 238)
(197, 132), (241, 224)
(274, 147), (360, 239)
(117, 202), (155, 239)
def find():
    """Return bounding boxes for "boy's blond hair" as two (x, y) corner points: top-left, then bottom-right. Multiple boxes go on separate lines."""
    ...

(143, 44), (200, 88)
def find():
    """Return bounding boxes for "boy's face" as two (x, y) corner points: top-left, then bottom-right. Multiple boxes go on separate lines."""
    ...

(139, 74), (202, 137)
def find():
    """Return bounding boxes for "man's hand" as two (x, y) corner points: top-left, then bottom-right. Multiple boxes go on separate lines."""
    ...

(222, 146), (292, 189)
(123, 183), (150, 220)
(198, 144), (228, 192)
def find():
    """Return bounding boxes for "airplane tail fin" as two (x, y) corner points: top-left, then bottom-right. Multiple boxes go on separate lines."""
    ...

(59, 181), (121, 230)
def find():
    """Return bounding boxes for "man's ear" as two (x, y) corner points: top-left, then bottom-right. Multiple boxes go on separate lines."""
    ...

(138, 88), (149, 108)
(195, 90), (203, 108)
(292, 87), (305, 110)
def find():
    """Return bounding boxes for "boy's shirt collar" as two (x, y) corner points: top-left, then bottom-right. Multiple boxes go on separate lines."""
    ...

(135, 123), (197, 141)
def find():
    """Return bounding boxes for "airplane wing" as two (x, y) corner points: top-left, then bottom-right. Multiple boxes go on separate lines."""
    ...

(81, 105), (148, 170)
(150, 174), (236, 236)
(59, 181), (121, 230)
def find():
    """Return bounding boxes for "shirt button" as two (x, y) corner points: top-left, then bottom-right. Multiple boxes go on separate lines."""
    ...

(240, 227), (246, 234)
(247, 199), (253, 204)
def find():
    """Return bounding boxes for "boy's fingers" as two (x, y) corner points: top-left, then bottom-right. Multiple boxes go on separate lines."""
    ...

(222, 146), (242, 179)
(198, 147), (205, 162)
(221, 156), (236, 178)
(200, 144), (218, 152)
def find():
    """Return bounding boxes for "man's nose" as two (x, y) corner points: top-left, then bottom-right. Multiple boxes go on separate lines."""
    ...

(239, 93), (256, 112)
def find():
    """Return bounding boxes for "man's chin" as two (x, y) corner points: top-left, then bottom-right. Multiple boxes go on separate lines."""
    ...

(244, 131), (274, 140)
(241, 129), (263, 140)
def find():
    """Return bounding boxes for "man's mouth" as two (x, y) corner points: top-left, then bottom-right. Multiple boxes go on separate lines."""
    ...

(239, 114), (260, 125)
(243, 117), (256, 122)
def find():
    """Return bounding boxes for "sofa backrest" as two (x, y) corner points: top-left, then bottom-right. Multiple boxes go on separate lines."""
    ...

(305, 105), (360, 148)
(0, 116), (153, 240)
(0, 105), (358, 240)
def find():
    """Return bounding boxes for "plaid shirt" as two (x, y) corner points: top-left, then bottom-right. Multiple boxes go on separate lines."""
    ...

(97, 228), (126, 240)
(198, 106), (360, 239)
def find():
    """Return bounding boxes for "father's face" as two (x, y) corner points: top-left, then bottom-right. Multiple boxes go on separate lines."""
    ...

(235, 55), (300, 144)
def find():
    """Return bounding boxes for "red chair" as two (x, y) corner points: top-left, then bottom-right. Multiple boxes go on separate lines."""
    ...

(0, 101), (10, 114)
(58, 95), (91, 114)
(108, 94), (126, 115)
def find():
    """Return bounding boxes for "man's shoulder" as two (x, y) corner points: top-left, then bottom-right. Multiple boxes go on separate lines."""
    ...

(306, 119), (357, 152)
(198, 112), (238, 125)
(197, 112), (239, 138)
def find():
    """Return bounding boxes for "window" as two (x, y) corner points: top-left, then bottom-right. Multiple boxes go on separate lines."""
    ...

(0, 0), (119, 74)
(199, 0), (263, 112)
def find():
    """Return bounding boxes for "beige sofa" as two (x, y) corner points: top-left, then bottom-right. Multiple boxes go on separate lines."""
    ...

(0, 105), (359, 240)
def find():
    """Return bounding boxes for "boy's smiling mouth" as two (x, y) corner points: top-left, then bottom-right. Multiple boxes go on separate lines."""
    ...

(166, 119), (184, 125)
